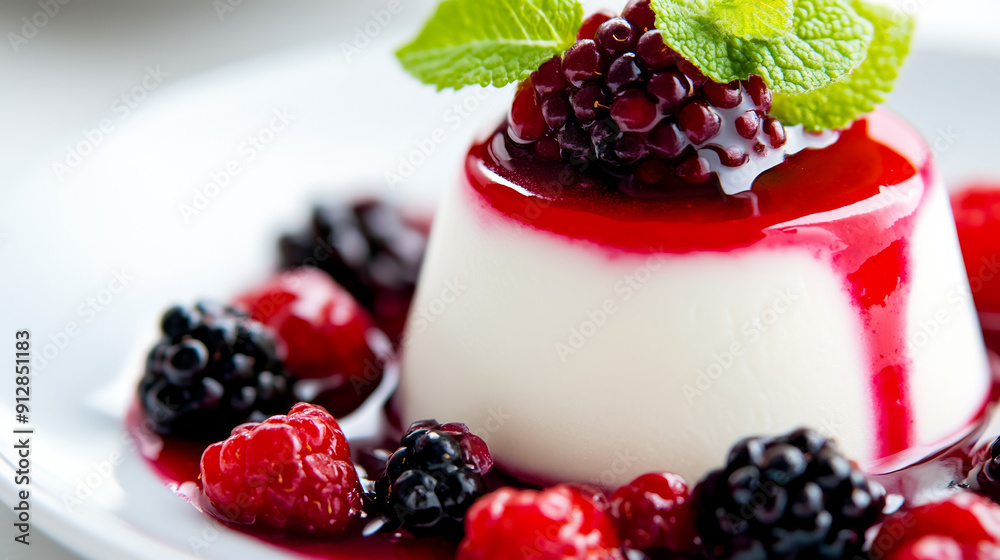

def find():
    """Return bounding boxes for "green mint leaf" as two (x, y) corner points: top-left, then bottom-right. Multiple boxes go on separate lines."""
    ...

(771, 1), (914, 131)
(710, 0), (794, 39)
(650, 0), (874, 95)
(397, 0), (583, 90)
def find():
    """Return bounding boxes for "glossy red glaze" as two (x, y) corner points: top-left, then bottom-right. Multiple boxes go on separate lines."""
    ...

(126, 405), (454, 560)
(466, 110), (931, 459)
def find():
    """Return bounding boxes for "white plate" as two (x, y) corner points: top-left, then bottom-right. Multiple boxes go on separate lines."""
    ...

(1, 37), (999, 560)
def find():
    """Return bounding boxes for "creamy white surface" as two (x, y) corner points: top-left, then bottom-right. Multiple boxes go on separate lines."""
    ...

(399, 172), (991, 486)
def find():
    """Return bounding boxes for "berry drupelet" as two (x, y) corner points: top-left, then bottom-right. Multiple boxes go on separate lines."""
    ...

(375, 420), (489, 536)
(504, 0), (800, 195)
(694, 428), (886, 559)
(278, 199), (428, 342)
(138, 301), (296, 440)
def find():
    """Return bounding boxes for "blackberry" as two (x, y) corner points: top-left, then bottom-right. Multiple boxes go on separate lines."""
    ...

(504, 0), (826, 195)
(278, 199), (427, 342)
(974, 435), (1000, 502)
(138, 302), (295, 440)
(694, 428), (886, 559)
(375, 420), (488, 536)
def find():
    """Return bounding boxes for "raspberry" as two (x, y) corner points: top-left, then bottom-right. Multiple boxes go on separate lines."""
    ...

(498, 2), (827, 195)
(952, 186), (1000, 314)
(694, 428), (886, 559)
(458, 485), (625, 560)
(611, 472), (697, 553)
(200, 403), (363, 536)
(234, 268), (385, 417)
(871, 493), (1000, 560)
(138, 302), (295, 440)
(376, 421), (490, 536)
(278, 199), (427, 342)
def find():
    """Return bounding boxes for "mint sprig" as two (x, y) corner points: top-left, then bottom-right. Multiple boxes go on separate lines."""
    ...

(710, 0), (794, 40)
(396, 0), (914, 133)
(650, 0), (874, 96)
(771, 0), (914, 131)
(396, 0), (583, 90)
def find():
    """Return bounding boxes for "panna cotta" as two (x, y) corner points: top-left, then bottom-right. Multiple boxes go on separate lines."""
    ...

(399, 109), (991, 486)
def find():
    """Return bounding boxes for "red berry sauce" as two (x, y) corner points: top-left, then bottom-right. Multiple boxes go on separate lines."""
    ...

(467, 109), (956, 462)
(127, 404), (456, 559)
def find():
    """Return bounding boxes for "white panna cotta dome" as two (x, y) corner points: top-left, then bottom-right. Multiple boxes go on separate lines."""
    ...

(398, 109), (991, 486)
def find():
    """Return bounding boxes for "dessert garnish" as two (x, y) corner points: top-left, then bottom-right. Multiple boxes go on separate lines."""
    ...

(373, 420), (491, 536)
(199, 403), (364, 536)
(457, 484), (625, 559)
(953, 186), (1000, 316)
(138, 301), (296, 440)
(279, 199), (427, 342)
(694, 428), (886, 559)
(235, 267), (387, 417)
(871, 493), (1000, 560)
(397, 0), (913, 194)
(610, 471), (698, 554)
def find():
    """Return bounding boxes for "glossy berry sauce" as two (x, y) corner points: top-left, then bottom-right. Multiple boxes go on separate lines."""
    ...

(467, 109), (931, 460)
(133, 384), (1000, 559)
(126, 404), (456, 560)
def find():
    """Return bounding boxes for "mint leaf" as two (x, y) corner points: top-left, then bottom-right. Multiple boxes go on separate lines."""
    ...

(771, 1), (914, 131)
(710, 0), (794, 39)
(397, 0), (583, 90)
(650, 0), (874, 95)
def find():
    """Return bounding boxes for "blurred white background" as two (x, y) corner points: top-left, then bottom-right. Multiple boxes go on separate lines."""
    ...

(0, 0), (998, 558)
